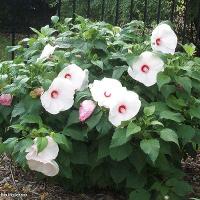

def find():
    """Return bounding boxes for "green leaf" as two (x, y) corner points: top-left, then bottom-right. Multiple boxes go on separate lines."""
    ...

(98, 136), (110, 160)
(12, 101), (25, 117)
(110, 162), (129, 184)
(91, 60), (103, 69)
(166, 178), (193, 196)
(20, 114), (43, 127)
(160, 128), (179, 146)
(52, 133), (72, 153)
(140, 139), (160, 163)
(157, 73), (171, 90)
(144, 105), (155, 116)
(67, 110), (80, 126)
(110, 143), (132, 161)
(160, 110), (185, 122)
(126, 172), (147, 189)
(150, 120), (164, 127)
(126, 122), (141, 137)
(86, 110), (103, 129)
(3, 137), (18, 153)
(177, 125), (195, 144)
(166, 95), (186, 111)
(71, 142), (88, 164)
(0, 143), (6, 155)
(182, 43), (196, 56)
(96, 113), (112, 135)
(175, 76), (192, 94)
(161, 85), (176, 99)
(129, 149), (146, 173)
(110, 128), (128, 148)
(112, 66), (128, 79)
(63, 126), (87, 141)
(189, 105), (200, 119)
(36, 137), (48, 153)
(129, 189), (150, 200)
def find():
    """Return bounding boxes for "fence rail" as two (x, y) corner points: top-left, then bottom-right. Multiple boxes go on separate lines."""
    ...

(4, 0), (200, 59)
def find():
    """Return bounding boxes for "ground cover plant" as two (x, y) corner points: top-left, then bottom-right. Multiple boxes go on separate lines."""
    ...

(0, 16), (200, 200)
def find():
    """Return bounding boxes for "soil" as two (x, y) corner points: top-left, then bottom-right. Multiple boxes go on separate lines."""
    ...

(0, 155), (125, 200)
(0, 153), (200, 200)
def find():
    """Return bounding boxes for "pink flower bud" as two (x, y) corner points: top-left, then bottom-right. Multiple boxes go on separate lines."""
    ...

(0, 94), (13, 106)
(79, 100), (96, 122)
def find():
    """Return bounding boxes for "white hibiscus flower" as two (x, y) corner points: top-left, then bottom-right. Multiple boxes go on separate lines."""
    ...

(128, 51), (164, 87)
(108, 90), (141, 127)
(40, 77), (75, 114)
(26, 136), (59, 177)
(151, 23), (177, 55)
(89, 78), (126, 108)
(58, 64), (89, 91)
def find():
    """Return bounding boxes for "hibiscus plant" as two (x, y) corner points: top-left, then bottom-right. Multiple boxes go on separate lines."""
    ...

(0, 16), (200, 200)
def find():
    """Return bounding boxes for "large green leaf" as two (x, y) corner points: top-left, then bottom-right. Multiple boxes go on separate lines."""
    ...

(63, 126), (87, 141)
(160, 128), (179, 146)
(160, 110), (185, 122)
(177, 125), (195, 144)
(175, 76), (192, 94)
(110, 128), (128, 148)
(157, 73), (171, 90)
(52, 133), (72, 153)
(140, 139), (160, 163)
(126, 122), (141, 137)
(110, 143), (132, 161)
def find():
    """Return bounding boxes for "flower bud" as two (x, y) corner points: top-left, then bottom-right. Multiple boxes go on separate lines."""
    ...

(30, 87), (44, 98)
(79, 100), (96, 122)
(0, 94), (12, 106)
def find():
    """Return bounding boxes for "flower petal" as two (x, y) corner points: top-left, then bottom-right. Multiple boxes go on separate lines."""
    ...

(27, 159), (59, 176)
(58, 64), (89, 91)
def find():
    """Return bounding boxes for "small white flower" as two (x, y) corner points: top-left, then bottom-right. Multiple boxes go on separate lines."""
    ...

(109, 90), (141, 127)
(58, 64), (89, 91)
(151, 24), (177, 55)
(40, 77), (75, 114)
(26, 136), (59, 177)
(89, 78), (126, 108)
(128, 51), (164, 87)
(38, 44), (58, 61)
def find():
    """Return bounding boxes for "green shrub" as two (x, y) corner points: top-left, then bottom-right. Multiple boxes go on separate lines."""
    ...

(0, 16), (200, 199)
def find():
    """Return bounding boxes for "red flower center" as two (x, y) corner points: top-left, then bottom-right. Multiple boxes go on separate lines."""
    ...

(104, 91), (111, 98)
(141, 65), (150, 73)
(64, 73), (71, 79)
(118, 105), (126, 113)
(51, 90), (59, 99)
(156, 38), (161, 46)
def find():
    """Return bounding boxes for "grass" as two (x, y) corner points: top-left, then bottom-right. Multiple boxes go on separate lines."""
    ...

(0, 34), (11, 61)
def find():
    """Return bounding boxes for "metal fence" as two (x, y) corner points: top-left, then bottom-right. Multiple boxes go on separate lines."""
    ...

(6, 0), (200, 59)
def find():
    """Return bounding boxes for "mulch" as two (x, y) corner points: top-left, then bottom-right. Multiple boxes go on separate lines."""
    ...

(1, 153), (200, 200)
(0, 155), (125, 200)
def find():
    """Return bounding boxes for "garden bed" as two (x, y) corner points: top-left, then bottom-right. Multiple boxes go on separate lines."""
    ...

(1, 154), (200, 199)
(0, 155), (125, 200)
